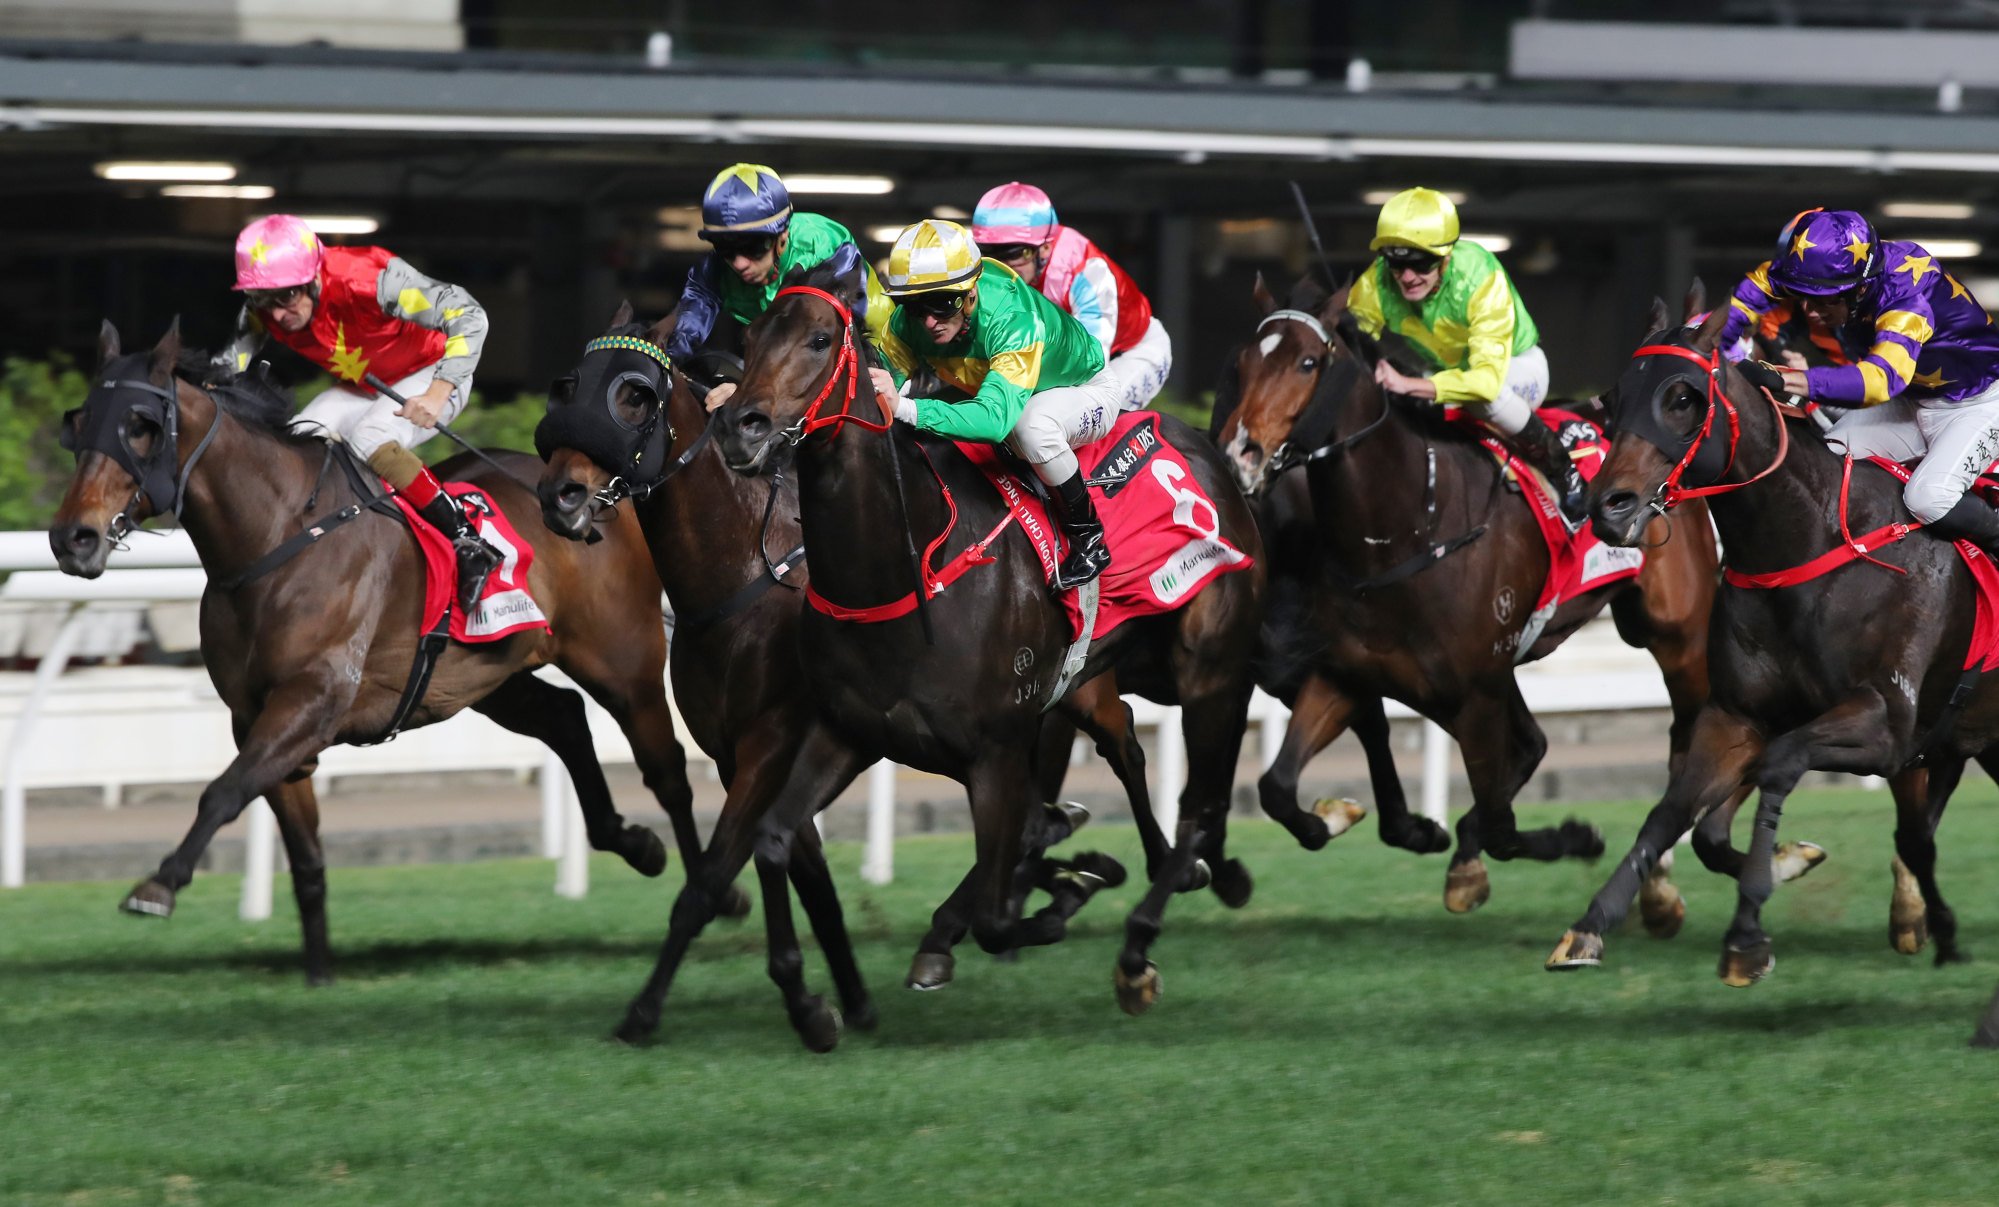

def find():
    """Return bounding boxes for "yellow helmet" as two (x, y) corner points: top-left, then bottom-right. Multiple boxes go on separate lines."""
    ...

(885, 219), (984, 296)
(1369, 187), (1460, 257)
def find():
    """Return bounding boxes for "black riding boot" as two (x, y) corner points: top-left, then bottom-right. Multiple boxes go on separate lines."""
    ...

(416, 492), (501, 614)
(1514, 416), (1589, 526)
(1925, 494), (1999, 558)
(1047, 470), (1112, 592)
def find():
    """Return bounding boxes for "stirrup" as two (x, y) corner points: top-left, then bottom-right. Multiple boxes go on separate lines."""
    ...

(453, 537), (500, 611)
(1052, 545), (1110, 593)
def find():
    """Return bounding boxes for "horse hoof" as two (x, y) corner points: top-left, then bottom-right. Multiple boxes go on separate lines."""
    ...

(119, 879), (176, 919)
(795, 997), (842, 1054)
(1071, 851), (1128, 889)
(612, 1005), (660, 1046)
(1562, 819), (1607, 861)
(1546, 930), (1605, 970)
(1892, 919), (1931, 956)
(1639, 883), (1687, 940)
(1052, 869), (1108, 895)
(906, 952), (954, 991)
(717, 883), (753, 921)
(1178, 859), (1212, 894)
(1052, 800), (1091, 835)
(1774, 841), (1827, 884)
(1718, 939), (1775, 987)
(1209, 858), (1253, 909)
(626, 826), (668, 878)
(1114, 961), (1163, 1016)
(844, 998), (880, 1033)
(1312, 798), (1367, 840)
(1443, 859), (1489, 913)
(1890, 855), (1928, 955)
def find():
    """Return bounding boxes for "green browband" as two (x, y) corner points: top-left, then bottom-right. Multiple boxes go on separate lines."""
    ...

(583, 335), (674, 370)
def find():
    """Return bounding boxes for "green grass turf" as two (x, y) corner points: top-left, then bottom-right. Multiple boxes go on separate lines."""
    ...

(5, 787), (1999, 1206)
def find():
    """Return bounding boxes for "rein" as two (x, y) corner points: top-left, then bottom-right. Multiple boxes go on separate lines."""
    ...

(1723, 454), (1919, 589)
(1257, 310), (1386, 475)
(1627, 342), (1790, 511)
(773, 284), (893, 445)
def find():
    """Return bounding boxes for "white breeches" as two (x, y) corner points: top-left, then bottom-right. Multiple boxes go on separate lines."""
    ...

(1825, 378), (1999, 523)
(1106, 317), (1174, 412)
(1009, 365), (1123, 484)
(291, 363), (469, 460)
(1453, 344), (1549, 436)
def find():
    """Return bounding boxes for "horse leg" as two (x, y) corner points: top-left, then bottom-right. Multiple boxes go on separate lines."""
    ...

(1890, 760), (1966, 964)
(267, 777), (333, 986)
(616, 721), (867, 1045)
(1113, 674), (1255, 1015)
(1548, 708), (1763, 970)
(1354, 693), (1452, 855)
(1975, 981), (1999, 1048)
(785, 822), (877, 1031)
(122, 677), (349, 919)
(1442, 682), (1601, 912)
(1053, 679), (1149, 884)
(750, 825), (843, 1053)
(1256, 671), (1367, 851)
(1720, 693), (1898, 987)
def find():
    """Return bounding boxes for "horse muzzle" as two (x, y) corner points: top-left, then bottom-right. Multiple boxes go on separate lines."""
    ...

(717, 404), (777, 475)
(1589, 484), (1654, 548)
(537, 474), (598, 543)
(49, 522), (110, 578)
(1225, 429), (1272, 498)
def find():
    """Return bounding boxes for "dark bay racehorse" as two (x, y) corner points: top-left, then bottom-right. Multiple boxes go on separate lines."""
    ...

(707, 265), (1265, 1018)
(1547, 301), (1999, 984)
(49, 321), (707, 985)
(536, 306), (1136, 1047)
(1218, 276), (1727, 920)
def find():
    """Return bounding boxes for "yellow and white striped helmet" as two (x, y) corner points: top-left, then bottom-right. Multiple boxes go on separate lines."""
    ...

(884, 219), (983, 297)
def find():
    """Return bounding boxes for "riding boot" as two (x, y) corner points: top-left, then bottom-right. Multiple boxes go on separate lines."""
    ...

(1047, 469), (1112, 592)
(1513, 415), (1589, 526)
(414, 488), (501, 614)
(1924, 494), (1999, 558)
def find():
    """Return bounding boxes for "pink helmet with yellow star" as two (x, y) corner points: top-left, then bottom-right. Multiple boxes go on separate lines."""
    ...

(233, 214), (324, 291)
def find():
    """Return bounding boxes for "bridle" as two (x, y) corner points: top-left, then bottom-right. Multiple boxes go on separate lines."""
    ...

(1623, 338), (1789, 515)
(770, 284), (892, 445)
(534, 332), (708, 510)
(1252, 309), (1381, 477)
(60, 367), (222, 545)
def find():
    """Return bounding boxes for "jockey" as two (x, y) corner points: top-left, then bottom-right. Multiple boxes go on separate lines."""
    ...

(971, 181), (1173, 412)
(1720, 208), (1999, 548)
(221, 214), (499, 612)
(867, 220), (1119, 590)
(1351, 187), (1588, 523)
(667, 162), (888, 408)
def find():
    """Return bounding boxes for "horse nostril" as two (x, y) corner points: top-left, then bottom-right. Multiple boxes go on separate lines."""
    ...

(554, 480), (589, 515)
(737, 411), (771, 441)
(57, 526), (100, 557)
(1594, 489), (1640, 524)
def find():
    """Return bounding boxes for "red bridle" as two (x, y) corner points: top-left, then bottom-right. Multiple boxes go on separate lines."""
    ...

(772, 285), (891, 442)
(1628, 341), (1789, 509)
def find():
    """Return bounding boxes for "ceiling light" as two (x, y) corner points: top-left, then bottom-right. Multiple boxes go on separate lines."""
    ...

(1362, 189), (1467, 206)
(931, 205), (971, 220)
(1918, 238), (1982, 258)
(1882, 201), (1975, 220)
(785, 174), (895, 195)
(293, 215), (380, 236)
(866, 225), (908, 243)
(160, 183), (275, 199)
(95, 160), (236, 182)
(1462, 233), (1511, 253)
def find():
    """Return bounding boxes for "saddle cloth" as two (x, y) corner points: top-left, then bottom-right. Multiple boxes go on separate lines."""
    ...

(1451, 406), (1647, 619)
(389, 481), (550, 643)
(956, 411), (1254, 641)
(1871, 457), (1999, 673)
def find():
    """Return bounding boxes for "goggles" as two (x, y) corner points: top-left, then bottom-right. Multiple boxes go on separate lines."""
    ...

(245, 284), (312, 310)
(1381, 247), (1444, 274)
(900, 291), (968, 318)
(983, 243), (1039, 265)
(710, 234), (777, 260)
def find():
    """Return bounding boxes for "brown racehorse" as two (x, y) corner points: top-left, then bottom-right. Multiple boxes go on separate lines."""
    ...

(703, 263), (1265, 1021)
(535, 307), (1153, 1048)
(48, 320), (716, 985)
(1217, 276), (1729, 920)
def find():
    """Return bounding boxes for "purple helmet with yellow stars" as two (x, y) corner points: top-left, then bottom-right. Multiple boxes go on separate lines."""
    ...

(1767, 208), (1881, 297)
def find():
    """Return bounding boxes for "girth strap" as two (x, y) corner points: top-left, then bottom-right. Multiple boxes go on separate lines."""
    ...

(357, 606), (453, 746)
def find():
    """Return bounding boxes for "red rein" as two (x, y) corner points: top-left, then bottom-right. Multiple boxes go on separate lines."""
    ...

(776, 285), (893, 440)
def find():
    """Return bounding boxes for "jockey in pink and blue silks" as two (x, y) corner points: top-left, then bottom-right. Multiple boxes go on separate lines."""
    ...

(1720, 208), (1999, 552)
(972, 181), (1173, 413)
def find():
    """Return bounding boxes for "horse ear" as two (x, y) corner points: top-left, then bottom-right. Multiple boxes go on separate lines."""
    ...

(1251, 273), (1277, 316)
(98, 319), (121, 367)
(1691, 298), (1730, 352)
(1682, 277), (1707, 323)
(1316, 275), (1354, 324)
(149, 316), (182, 381)
(1643, 296), (1670, 339)
(609, 299), (634, 328)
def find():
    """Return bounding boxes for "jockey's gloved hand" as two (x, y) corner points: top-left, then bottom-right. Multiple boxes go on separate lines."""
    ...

(1736, 359), (1788, 399)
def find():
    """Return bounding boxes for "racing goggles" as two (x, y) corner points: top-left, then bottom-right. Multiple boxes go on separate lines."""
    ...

(983, 243), (1040, 266)
(709, 233), (777, 260)
(899, 291), (968, 318)
(245, 284), (314, 310)
(1380, 246), (1444, 274)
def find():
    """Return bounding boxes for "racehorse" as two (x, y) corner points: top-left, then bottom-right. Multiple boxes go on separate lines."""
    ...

(1547, 300), (1999, 984)
(1217, 275), (1727, 920)
(48, 320), (709, 985)
(705, 263), (1265, 1018)
(536, 305), (1137, 1047)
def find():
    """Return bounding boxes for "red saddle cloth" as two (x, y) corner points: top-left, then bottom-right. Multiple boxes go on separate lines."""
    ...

(1872, 458), (1999, 673)
(389, 481), (550, 644)
(957, 412), (1254, 641)
(1448, 407), (1646, 616)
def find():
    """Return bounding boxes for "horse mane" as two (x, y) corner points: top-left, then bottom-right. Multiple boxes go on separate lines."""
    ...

(166, 346), (320, 447)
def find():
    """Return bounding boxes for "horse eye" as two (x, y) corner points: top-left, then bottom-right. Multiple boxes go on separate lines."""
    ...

(811, 332), (831, 351)
(1299, 357), (1319, 372)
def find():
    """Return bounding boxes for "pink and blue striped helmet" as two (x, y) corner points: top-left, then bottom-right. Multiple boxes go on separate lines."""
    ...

(1767, 208), (1881, 297)
(972, 182), (1058, 245)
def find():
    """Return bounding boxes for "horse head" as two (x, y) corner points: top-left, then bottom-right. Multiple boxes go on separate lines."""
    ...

(716, 260), (874, 476)
(50, 319), (193, 578)
(1217, 273), (1365, 498)
(1593, 290), (1762, 546)
(535, 300), (685, 540)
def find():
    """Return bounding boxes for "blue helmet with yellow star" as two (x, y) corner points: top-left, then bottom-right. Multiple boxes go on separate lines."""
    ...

(1767, 209), (1880, 297)
(700, 163), (793, 238)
